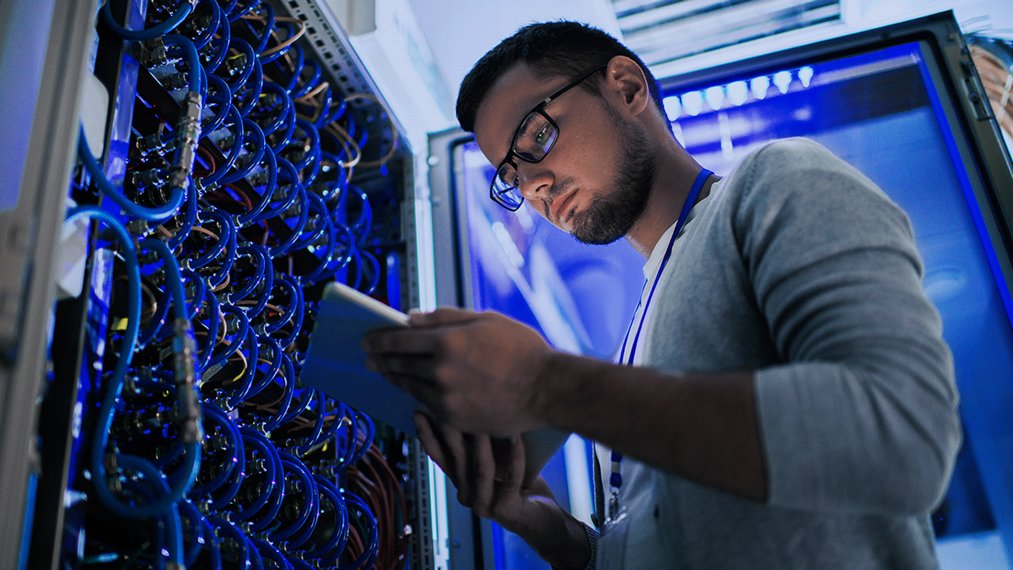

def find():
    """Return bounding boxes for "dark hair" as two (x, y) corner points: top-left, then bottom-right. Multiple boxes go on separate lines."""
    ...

(456, 21), (665, 133)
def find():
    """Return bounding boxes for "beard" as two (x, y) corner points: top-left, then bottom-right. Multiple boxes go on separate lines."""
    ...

(569, 113), (655, 245)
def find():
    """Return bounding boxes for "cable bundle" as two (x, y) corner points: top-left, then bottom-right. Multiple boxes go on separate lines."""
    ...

(66, 0), (410, 567)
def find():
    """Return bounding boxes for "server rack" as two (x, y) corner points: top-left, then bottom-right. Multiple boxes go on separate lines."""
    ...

(1, 1), (441, 568)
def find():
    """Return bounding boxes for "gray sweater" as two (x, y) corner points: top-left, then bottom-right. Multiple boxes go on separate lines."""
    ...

(593, 138), (961, 569)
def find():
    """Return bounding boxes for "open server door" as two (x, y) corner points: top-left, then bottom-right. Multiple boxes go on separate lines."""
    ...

(1, 1), (440, 568)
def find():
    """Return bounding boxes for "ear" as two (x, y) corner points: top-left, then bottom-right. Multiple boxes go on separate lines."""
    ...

(604, 56), (651, 117)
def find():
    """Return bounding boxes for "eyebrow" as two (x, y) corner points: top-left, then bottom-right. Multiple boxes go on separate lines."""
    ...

(500, 65), (607, 155)
(499, 84), (560, 159)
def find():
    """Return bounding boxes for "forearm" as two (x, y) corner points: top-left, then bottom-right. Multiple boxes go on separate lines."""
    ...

(532, 353), (767, 501)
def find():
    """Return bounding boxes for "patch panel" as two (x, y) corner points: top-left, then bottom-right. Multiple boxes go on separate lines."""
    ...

(27, 1), (421, 568)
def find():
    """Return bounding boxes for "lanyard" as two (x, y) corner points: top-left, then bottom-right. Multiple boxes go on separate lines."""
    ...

(607, 168), (713, 518)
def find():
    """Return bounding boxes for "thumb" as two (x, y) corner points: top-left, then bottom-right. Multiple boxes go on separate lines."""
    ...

(409, 306), (481, 327)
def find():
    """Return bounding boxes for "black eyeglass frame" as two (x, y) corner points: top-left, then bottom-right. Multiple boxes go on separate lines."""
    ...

(488, 63), (609, 211)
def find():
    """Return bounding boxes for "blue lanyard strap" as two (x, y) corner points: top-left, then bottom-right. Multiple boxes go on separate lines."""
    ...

(609, 168), (712, 503)
(618, 168), (713, 367)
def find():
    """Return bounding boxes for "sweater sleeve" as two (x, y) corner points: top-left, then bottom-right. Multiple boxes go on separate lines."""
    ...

(738, 139), (961, 516)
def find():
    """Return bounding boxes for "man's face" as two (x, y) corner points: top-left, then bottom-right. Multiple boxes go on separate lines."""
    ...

(473, 63), (654, 245)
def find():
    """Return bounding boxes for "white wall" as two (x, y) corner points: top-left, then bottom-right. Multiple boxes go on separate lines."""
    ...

(405, 0), (1013, 105)
(405, 0), (620, 106)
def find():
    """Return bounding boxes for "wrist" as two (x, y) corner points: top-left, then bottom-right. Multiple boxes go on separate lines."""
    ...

(528, 350), (565, 429)
(511, 501), (591, 569)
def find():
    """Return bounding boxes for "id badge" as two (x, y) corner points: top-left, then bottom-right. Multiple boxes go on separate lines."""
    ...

(598, 512), (630, 569)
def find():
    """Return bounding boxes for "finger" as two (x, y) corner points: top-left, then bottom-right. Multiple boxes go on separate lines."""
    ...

(409, 307), (481, 327)
(415, 413), (452, 480)
(468, 433), (497, 517)
(365, 353), (437, 378)
(432, 421), (470, 503)
(502, 435), (526, 495)
(361, 328), (440, 355)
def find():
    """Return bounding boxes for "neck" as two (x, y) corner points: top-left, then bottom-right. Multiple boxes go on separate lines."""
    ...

(625, 128), (715, 258)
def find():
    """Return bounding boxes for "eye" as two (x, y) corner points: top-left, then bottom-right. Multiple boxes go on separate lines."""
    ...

(534, 125), (550, 145)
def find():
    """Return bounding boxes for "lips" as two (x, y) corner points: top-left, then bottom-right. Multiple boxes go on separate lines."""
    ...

(551, 190), (577, 224)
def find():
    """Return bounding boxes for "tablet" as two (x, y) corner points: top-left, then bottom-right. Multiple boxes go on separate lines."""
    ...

(301, 281), (570, 484)
(301, 281), (414, 433)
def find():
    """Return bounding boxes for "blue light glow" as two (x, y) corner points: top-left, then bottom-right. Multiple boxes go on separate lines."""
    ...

(727, 81), (749, 106)
(682, 91), (703, 116)
(663, 95), (682, 120)
(750, 76), (770, 99)
(773, 70), (792, 94)
(798, 66), (815, 87)
(704, 86), (725, 111)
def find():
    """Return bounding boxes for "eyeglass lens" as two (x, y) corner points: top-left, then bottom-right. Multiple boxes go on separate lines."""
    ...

(491, 111), (559, 207)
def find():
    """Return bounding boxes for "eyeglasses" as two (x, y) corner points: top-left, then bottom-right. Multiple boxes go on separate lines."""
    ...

(489, 64), (607, 211)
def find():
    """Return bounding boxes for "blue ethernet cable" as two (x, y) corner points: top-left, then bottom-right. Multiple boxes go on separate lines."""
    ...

(254, 539), (292, 570)
(162, 34), (203, 94)
(236, 53), (264, 115)
(167, 178), (199, 250)
(202, 75), (232, 135)
(227, 0), (259, 22)
(100, 0), (195, 41)
(272, 452), (320, 541)
(79, 127), (186, 222)
(201, 10), (231, 73)
(190, 403), (244, 497)
(267, 185), (310, 257)
(220, 117), (267, 184)
(223, 326), (259, 407)
(294, 391), (328, 454)
(208, 515), (251, 567)
(200, 105), (244, 187)
(189, 0), (220, 51)
(339, 492), (380, 570)
(117, 455), (185, 566)
(221, 38), (256, 93)
(229, 244), (269, 300)
(207, 303), (248, 368)
(306, 475), (350, 560)
(84, 237), (202, 521)
(234, 144), (278, 226)
(261, 354), (296, 432)
(177, 500), (207, 568)
(241, 2), (273, 55)
(253, 81), (293, 137)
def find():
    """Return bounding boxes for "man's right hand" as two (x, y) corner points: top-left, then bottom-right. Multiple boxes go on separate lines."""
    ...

(415, 413), (593, 569)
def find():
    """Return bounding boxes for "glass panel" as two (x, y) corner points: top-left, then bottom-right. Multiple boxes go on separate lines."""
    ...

(458, 139), (645, 569)
(514, 112), (555, 160)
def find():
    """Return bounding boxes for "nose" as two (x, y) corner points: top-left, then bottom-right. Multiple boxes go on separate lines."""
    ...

(516, 163), (554, 201)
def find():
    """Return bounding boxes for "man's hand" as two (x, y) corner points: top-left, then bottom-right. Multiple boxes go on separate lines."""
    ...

(362, 307), (553, 436)
(415, 413), (555, 531)
(415, 414), (592, 570)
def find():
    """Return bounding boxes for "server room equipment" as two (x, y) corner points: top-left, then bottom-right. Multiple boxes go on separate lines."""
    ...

(429, 11), (1013, 570)
(2, 0), (443, 568)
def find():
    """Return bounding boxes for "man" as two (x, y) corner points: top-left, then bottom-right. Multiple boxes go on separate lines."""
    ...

(363, 21), (960, 569)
